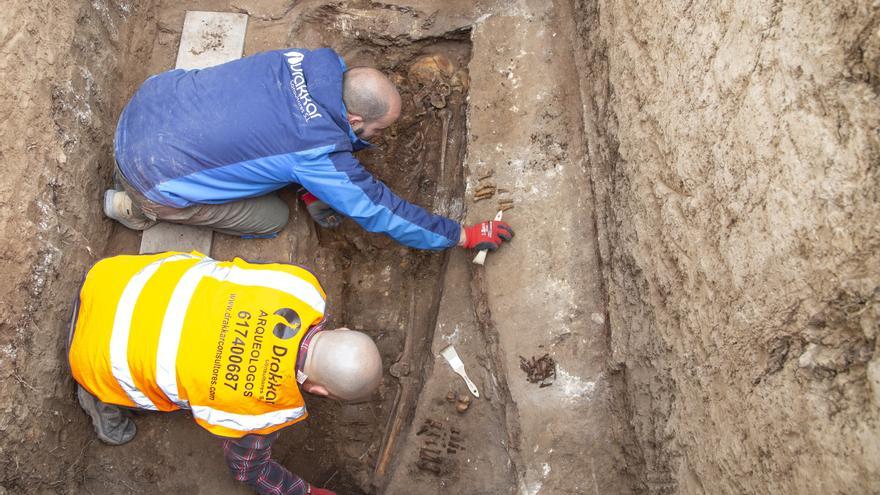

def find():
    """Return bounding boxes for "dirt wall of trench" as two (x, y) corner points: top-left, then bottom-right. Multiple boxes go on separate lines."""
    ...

(0, 1), (160, 490)
(572, 0), (880, 493)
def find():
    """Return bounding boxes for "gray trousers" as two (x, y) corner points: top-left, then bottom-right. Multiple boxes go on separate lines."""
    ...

(117, 168), (290, 236)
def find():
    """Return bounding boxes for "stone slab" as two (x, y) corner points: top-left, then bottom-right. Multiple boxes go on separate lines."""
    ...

(175, 11), (248, 70)
(140, 11), (248, 255)
(139, 222), (214, 255)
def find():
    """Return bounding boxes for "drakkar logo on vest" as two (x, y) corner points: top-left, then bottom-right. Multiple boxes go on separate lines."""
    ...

(284, 51), (323, 122)
(272, 308), (302, 340)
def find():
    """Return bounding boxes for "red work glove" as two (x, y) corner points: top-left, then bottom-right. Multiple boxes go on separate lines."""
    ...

(308, 486), (336, 495)
(299, 189), (341, 229)
(462, 220), (514, 250)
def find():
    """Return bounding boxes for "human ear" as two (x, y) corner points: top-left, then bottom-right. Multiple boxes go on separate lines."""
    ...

(303, 382), (329, 397)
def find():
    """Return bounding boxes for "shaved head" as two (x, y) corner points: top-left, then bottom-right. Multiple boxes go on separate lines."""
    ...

(342, 67), (401, 125)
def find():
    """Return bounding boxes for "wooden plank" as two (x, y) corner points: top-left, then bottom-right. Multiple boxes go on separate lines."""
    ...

(139, 11), (248, 255)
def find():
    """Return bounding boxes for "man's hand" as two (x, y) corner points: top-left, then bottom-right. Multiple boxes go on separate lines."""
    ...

(300, 191), (341, 229)
(309, 486), (337, 495)
(461, 220), (514, 250)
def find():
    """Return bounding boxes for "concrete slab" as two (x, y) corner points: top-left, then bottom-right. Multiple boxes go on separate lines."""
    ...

(139, 11), (248, 255)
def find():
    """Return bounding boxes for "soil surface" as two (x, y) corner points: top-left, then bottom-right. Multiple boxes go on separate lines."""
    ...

(572, 0), (880, 493)
(1, 0), (877, 494)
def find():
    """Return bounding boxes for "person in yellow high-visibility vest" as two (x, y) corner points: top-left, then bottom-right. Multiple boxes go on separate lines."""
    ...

(67, 251), (382, 495)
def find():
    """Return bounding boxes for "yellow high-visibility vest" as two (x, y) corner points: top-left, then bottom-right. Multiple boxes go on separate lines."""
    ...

(68, 252), (326, 438)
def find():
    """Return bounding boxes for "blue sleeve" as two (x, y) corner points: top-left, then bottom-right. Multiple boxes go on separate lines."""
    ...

(293, 152), (460, 250)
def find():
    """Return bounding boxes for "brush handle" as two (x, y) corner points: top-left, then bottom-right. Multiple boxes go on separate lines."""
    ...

(460, 373), (480, 398)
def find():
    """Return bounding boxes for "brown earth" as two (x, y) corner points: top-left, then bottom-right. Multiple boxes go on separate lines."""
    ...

(573, 0), (880, 492)
(1, 0), (877, 494)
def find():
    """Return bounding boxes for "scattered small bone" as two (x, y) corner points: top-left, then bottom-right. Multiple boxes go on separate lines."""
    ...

(497, 188), (509, 193)
(419, 453), (442, 463)
(447, 440), (463, 449)
(418, 452), (441, 464)
(418, 418), (444, 435)
(450, 427), (461, 434)
(474, 195), (493, 202)
(458, 394), (471, 405)
(476, 184), (496, 193)
(456, 402), (469, 414)
(498, 199), (514, 205)
(421, 447), (442, 455)
(500, 204), (515, 212)
(447, 448), (457, 454)
(478, 170), (494, 181)
(519, 354), (557, 387)
(417, 460), (442, 474)
(446, 390), (456, 402)
(453, 68), (470, 93)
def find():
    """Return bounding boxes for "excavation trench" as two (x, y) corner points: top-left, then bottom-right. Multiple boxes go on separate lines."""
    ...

(92, 5), (473, 495)
(4, 0), (878, 494)
(4, 1), (634, 493)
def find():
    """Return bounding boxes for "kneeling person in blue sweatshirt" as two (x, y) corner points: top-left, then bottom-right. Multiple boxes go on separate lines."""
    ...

(106, 48), (513, 252)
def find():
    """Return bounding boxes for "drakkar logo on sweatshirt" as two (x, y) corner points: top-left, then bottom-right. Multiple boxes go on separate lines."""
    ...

(271, 307), (302, 340)
(284, 51), (323, 122)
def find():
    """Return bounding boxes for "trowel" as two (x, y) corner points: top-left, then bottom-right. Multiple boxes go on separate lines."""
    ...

(440, 345), (480, 398)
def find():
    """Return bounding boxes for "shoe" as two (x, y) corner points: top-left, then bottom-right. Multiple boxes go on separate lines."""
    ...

(103, 189), (155, 231)
(77, 385), (137, 445)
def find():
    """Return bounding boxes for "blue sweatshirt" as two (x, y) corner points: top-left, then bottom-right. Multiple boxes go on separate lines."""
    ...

(114, 48), (459, 250)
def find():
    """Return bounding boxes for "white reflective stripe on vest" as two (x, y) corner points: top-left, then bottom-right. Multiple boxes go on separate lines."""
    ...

(155, 259), (218, 407)
(109, 254), (197, 410)
(155, 260), (325, 408)
(191, 404), (307, 431)
(211, 265), (326, 314)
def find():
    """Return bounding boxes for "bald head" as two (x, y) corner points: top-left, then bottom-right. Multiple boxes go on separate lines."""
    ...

(302, 328), (382, 401)
(342, 67), (401, 140)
